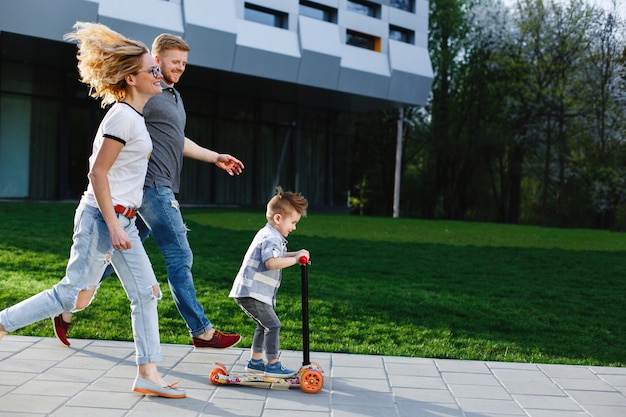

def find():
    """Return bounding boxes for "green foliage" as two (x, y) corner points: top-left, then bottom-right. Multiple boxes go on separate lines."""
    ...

(347, 0), (626, 229)
(348, 175), (369, 215)
(1, 202), (625, 366)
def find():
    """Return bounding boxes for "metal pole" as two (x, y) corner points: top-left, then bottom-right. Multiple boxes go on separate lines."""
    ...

(393, 108), (403, 218)
(272, 121), (294, 193)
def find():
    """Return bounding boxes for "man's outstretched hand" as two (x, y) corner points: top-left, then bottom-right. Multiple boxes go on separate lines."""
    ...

(216, 154), (245, 176)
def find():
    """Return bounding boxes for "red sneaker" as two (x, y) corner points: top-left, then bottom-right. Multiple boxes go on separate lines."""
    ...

(192, 330), (241, 349)
(52, 315), (72, 347)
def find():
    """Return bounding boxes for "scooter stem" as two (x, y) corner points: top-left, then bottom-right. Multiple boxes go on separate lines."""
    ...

(300, 256), (310, 366)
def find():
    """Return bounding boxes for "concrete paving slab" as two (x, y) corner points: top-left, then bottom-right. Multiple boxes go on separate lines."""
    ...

(0, 335), (625, 417)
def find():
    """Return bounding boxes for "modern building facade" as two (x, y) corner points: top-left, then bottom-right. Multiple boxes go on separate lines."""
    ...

(0, 0), (432, 208)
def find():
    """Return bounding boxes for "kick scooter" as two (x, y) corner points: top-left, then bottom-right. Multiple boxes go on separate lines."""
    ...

(209, 256), (324, 394)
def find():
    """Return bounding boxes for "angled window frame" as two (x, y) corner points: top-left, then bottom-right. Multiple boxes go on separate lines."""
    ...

(346, 29), (381, 52)
(389, 0), (416, 13)
(347, 0), (381, 18)
(389, 24), (415, 44)
(244, 2), (289, 29)
(299, 0), (338, 23)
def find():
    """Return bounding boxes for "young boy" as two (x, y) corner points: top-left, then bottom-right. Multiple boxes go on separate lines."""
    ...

(229, 187), (310, 377)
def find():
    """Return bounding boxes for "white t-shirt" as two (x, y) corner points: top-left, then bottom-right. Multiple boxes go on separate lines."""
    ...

(82, 102), (152, 209)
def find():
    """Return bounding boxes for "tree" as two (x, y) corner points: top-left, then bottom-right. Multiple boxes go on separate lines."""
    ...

(347, 0), (626, 228)
(425, 0), (468, 219)
(575, 4), (626, 228)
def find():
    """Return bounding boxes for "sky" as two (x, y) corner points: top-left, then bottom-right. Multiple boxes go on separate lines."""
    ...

(596, 0), (626, 17)
(504, 0), (626, 17)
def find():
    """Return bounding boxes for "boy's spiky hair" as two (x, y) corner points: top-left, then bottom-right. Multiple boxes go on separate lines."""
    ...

(266, 186), (308, 220)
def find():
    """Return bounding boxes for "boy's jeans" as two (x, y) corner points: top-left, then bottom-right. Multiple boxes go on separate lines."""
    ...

(138, 186), (213, 338)
(235, 297), (281, 360)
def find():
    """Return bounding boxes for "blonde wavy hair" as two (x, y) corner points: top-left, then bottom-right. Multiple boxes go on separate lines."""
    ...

(64, 22), (149, 107)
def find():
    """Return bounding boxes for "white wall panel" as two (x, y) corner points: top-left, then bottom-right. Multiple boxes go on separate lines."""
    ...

(0, 0), (434, 107)
(297, 16), (341, 89)
(184, 0), (238, 70)
(0, 0), (97, 41)
(234, 20), (300, 82)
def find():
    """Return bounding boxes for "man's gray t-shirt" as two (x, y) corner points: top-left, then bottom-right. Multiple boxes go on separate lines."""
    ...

(143, 85), (186, 193)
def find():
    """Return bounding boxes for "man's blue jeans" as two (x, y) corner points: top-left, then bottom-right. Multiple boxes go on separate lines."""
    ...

(131, 186), (213, 338)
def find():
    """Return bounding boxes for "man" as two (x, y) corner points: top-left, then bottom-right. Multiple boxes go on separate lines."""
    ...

(53, 34), (244, 349)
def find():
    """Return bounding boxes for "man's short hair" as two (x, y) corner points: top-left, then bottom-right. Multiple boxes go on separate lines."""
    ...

(152, 33), (190, 56)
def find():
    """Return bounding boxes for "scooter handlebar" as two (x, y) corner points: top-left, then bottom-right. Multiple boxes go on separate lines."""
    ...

(299, 255), (309, 265)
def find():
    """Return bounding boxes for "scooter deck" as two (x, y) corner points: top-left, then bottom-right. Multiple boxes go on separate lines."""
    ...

(212, 372), (296, 390)
(210, 362), (324, 393)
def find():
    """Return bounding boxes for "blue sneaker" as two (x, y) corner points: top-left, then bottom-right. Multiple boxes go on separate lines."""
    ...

(264, 361), (297, 378)
(245, 359), (265, 374)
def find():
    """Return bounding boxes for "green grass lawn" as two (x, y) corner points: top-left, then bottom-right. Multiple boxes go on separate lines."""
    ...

(1, 201), (625, 366)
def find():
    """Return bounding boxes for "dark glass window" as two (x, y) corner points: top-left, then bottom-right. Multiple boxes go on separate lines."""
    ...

(347, 0), (380, 18)
(346, 29), (380, 52)
(244, 3), (288, 29)
(390, 0), (415, 13)
(299, 0), (338, 23)
(389, 25), (414, 44)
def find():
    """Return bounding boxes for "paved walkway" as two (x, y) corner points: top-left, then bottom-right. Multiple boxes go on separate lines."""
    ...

(0, 335), (625, 417)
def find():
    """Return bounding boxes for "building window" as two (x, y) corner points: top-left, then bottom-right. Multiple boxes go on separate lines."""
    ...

(347, 0), (381, 18)
(346, 29), (381, 52)
(299, 0), (338, 23)
(389, 25), (414, 44)
(244, 3), (288, 29)
(390, 0), (415, 13)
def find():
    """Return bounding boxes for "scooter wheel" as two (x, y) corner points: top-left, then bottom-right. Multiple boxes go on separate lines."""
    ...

(300, 369), (324, 394)
(210, 366), (226, 385)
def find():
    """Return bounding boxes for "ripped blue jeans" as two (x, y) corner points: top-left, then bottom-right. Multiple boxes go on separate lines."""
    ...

(0, 203), (163, 365)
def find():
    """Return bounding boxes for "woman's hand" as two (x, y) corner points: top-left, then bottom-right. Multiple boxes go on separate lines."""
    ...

(109, 224), (131, 250)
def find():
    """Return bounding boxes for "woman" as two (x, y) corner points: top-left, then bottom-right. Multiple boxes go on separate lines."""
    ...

(0, 22), (185, 399)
